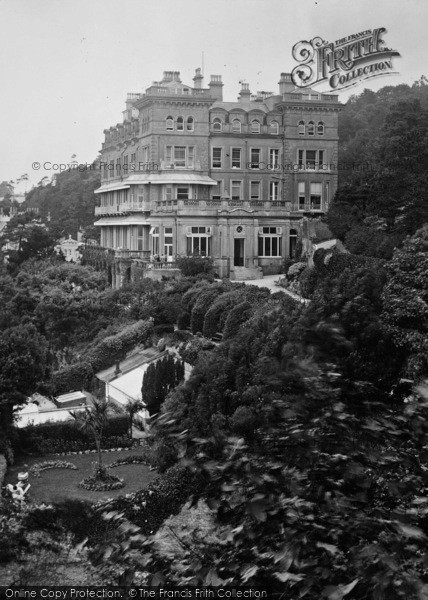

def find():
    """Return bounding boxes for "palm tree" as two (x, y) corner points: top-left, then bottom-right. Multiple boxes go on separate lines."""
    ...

(71, 397), (110, 475)
(124, 398), (144, 438)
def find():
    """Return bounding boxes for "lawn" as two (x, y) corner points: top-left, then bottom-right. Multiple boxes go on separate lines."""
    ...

(5, 447), (157, 504)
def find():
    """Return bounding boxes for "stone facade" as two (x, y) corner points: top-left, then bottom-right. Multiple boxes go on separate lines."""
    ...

(94, 69), (341, 287)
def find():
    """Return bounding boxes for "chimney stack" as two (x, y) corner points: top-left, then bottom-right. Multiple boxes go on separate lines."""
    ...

(238, 82), (251, 102)
(193, 67), (204, 89)
(278, 72), (294, 94)
(208, 75), (223, 101)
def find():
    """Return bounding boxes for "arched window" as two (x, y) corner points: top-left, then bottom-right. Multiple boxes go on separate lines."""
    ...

(289, 229), (298, 259)
(308, 121), (315, 136)
(232, 119), (242, 133)
(298, 120), (305, 135)
(166, 116), (174, 131)
(270, 120), (279, 134)
(176, 116), (184, 131)
(251, 120), (261, 134)
(212, 118), (222, 132)
(187, 116), (194, 131)
(317, 121), (325, 135)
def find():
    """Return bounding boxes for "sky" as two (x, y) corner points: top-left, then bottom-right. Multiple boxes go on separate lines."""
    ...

(0, 0), (426, 190)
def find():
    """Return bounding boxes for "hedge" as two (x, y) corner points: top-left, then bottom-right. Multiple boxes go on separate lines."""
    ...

(50, 319), (154, 394)
(190, 285), (225, 334)
(14, 415), (130, 455)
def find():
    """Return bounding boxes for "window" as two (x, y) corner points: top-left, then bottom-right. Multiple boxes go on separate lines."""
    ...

(137, 225), (144, 251)
(177, 187), (189, 200)
(130, 152), (136, 165)
(116, 158), (121, 175)
(176, 117), (184, 131)
(231, 148), (242, 169)
(250, 181), (261, 200)
(211, 180), (223, 200)
(212, 147), (222, 168)
(298, 182), (306, 210)
(165, 186), (173, 201)
(187, 117), (194, 131)
(164, 226), (173, 258)
(298, 149), (325, 169)
(151, 227), (159, 256)
(251, 120), (261, 134)
(289, 229), (298, 258)
(298, 120), (305, 135)
(123, 155), (128, 172)
(166, 146), (172, 165)
(232, 119), (242, 133)
(269, 181), (279, 201)
(310, 183), (322, 210)
(166, 116), (174, 130)
(188, 146), (194, 169)
(174, 146), (186, 167)
(250, 148), (261, 169)
(109, 160), (114, 178)
(269, 149), (279, 168)
(317, 121), (325, 135)
(231, 180), (242, 200)
(186, 227), (212, 256)
(270, 120), (279, 134)
(212, 118), (222, 132)
(308, 121), (315, 136)
(258, 230), (282, 257)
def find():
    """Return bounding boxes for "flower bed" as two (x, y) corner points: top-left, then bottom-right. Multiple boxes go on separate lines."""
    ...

(29, 460), (78, 478)
(108, 454), (151, 468)
(78, 465), (125, 491)
(79, 474), (125, 492)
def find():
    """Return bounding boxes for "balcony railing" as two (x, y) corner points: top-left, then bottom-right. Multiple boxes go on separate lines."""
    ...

(95, 201), (151, 216)
(114, 249), (151, 260)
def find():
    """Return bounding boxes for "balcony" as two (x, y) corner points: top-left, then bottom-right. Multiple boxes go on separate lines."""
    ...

(95, 201), (151, 216)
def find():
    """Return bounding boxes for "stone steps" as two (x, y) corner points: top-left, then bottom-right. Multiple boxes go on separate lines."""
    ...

(233, 266), (263, 281)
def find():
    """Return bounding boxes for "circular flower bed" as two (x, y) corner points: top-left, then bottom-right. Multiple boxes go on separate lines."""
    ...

(29, 460), (77, 478)
(108, 454), (151, 468)
(79, 475), (125, 491)
(78, 466), (125, 491)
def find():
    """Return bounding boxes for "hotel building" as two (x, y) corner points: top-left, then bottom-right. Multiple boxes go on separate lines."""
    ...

(94, 69), (340, 286)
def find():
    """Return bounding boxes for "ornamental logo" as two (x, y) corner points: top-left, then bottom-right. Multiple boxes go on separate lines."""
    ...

(291, 27), (400, 91)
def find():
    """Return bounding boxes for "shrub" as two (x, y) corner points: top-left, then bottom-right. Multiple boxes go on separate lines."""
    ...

(223, 301), (253, 340)
(175, 256), (214, 277)
(203, 289), (245, 338)
(299, 266), (319, 298)
(287, 261), (307, 281)
(100, 464), (203, 536)
(153, 324), (175, 337)
(177, 311), (190, 330)
(229, 406), (257, 438)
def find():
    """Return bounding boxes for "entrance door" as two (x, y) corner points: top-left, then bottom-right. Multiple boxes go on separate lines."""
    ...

(234, 238), (245, 266)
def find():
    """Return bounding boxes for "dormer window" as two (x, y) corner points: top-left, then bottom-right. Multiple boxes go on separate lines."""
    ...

(317, 121), (325, 135)
(232, 119), (242, 133)
(308, 121), (315, 136)
(212, 118), (222, 132)
(270, 120), (279, 135)
(251, 120), (261, 134)
(298, 120), (305, 135)
(166, 116), (174, 131)
(176, 117), (184, 131)
(187, 116), (194, 131)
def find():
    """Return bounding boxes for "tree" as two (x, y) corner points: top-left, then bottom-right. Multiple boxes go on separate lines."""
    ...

(71, 398), (110, 473)
(124, 398), (144, 438)
(142, 355), (185, 416)
(381, 225), (428, 378)
(0, 324), (48, 451)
